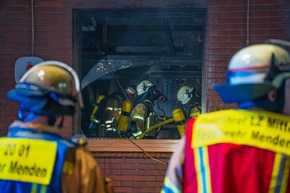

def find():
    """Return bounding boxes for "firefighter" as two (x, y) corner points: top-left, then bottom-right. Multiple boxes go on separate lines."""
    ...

(89, 86), (136, 138)
(161, 40), (290, 193)
(177, 85), (201, 119)
(1, 61), (111, 193)
(101, 86), (136, 138)
(117, 87), (136, 137)
(128, 80), (167, 138)
(88, 94), (107, 136)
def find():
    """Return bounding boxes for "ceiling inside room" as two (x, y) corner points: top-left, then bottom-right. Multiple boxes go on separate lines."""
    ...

(77, 9), (206, 135)
(79, 9), (205, 80)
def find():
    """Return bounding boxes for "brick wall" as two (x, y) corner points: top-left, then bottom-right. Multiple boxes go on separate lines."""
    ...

(0, 1), (289, 193)
(205, 0), (290, 112)
(93, 152), (171, 193)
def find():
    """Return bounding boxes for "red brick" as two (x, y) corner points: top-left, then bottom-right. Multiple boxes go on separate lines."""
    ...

(1, 1), (289, 193)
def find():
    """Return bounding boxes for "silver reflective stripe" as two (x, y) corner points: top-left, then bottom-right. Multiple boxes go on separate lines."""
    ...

(132, 114), (144, 121)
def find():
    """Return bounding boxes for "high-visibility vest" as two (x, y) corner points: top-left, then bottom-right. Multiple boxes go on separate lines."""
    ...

(184, 109), (290, 193)
(0, 126), (77, 193)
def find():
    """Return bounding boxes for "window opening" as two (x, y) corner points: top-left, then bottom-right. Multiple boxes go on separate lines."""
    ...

(75, 9), (205, 139)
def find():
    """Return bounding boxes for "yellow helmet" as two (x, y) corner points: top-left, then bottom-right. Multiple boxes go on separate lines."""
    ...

(7, 60), (83, 115)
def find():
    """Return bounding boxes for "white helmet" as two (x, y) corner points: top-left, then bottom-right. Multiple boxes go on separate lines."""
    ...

(125, 87), (136, 95)
(214, 42), (290, 103)
(177, 86), (193, 105)
(125, 86), (136, 99)
(136, 80), (154, 96)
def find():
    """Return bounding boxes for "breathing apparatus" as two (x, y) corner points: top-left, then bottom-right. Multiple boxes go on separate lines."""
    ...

(117, 100), (133, 133)
(117, 87), (136, 134)
(172, 108), (186, 136)
(136, 80), (167, 103)
(136, 80), (168, 123)
(89, 95), (107, 131)
(189, 103), (202, 118)
(214, 40), (290, 113)
(7, 60), (83, 127)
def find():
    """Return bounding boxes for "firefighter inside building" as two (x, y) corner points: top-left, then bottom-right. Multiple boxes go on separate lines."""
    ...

(88, 79), (188, 139)
(161, 39), (290, 193)
(177, 85), (202, 119)
(88, 85), (136, 138)
(1, 60), (113, 193)
(126, 80), (168, 139)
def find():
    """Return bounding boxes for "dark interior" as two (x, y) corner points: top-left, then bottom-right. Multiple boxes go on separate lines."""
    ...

(76, 8), (206, 138)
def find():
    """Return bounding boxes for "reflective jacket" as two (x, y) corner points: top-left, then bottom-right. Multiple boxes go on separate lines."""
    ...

(162, 109), (290, 193)
(0, 120), (105, 193)
(130, 99), (157, 137)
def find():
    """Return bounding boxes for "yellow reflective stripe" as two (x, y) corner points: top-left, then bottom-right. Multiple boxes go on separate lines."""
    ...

(194, 147), (212, 193)
(190, 112), (200, 118)
(193, 110), (290, 156)
(30, 184), (47, 193)
(269, 154), (283, 193)
(41, 185), (47, 193)
(269, 154), (290, 193)
(162, 177), (181, 193)
(280, 157), (290, 193)
(132, 114), (144, 121)
(132, 130), (142, 137)
(31, 184), (37, 193)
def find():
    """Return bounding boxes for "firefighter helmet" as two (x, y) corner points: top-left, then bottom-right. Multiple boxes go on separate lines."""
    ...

(177, 86), (193, 105)
(214, 43), (290, 103)
(7, 60), (83, 115)
(125, 86), (136, 99)
(136, 80), (154, 96)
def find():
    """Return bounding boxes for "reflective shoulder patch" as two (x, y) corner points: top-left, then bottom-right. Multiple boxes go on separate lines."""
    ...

(193, 110), (290, 156)
(0, 138), (57, 185)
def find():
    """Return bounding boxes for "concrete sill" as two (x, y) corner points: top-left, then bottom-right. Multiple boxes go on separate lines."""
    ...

(87, 138), (180, 152)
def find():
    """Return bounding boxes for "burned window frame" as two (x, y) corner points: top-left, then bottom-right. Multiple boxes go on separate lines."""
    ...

(73, 8), (206, 141)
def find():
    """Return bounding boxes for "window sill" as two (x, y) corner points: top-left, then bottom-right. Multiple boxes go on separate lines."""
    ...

(87, 138), (180, 152)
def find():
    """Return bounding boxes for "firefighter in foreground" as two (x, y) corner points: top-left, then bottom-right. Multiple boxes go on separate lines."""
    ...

(161, 40), (290, 193)
(0, 61), (111, 193)
(177, 85), (201, 119)
(128, 80), (167, 138)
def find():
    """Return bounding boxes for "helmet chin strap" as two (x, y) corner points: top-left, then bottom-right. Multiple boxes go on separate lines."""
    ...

(18, 107), (64, 128)
(239, 99), (283, 113)
(18, 110), (37, 122)
(50, 115), (64, 128)
(136, 92), (148, 103)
